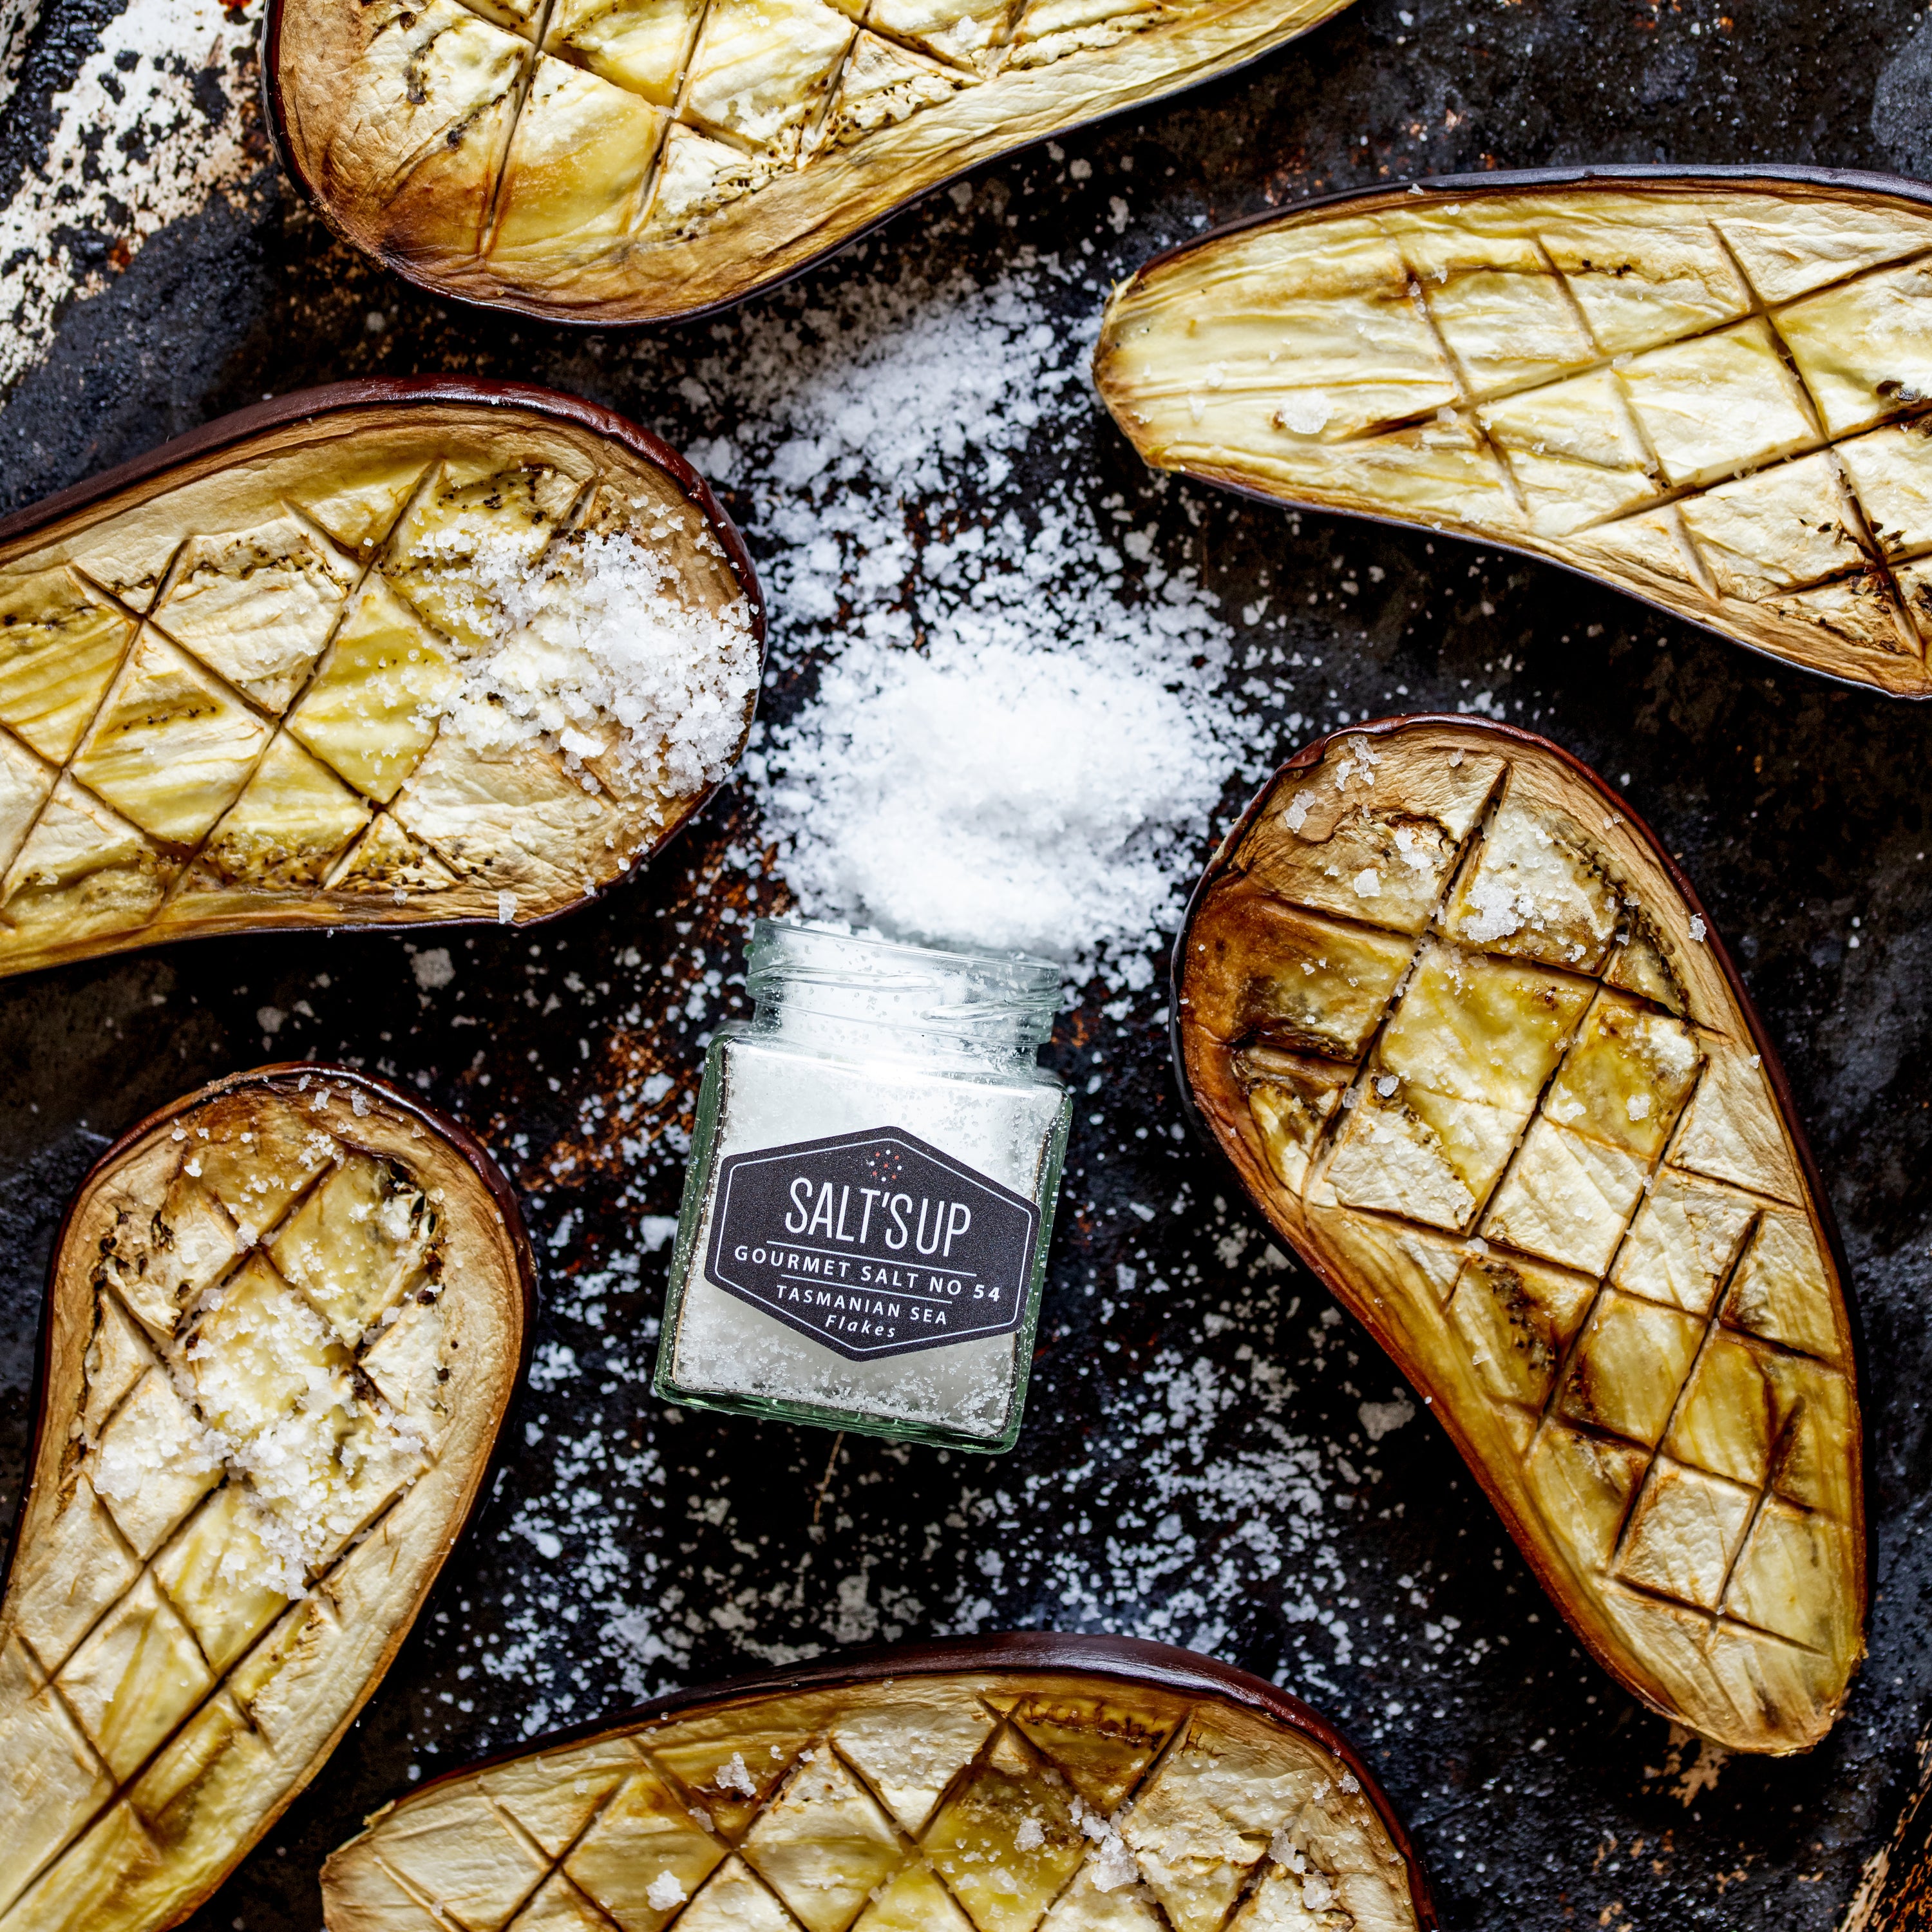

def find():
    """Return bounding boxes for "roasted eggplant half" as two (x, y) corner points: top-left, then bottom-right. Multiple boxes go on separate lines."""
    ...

(0, 1065), (531, 1931)
(265, 0), (1354, 325)
(1175, 717), (1862, 1754)
(322, 1631), (1435, 1930)
(0, 379), (762, 979)
(1094, 166), (1932, 697)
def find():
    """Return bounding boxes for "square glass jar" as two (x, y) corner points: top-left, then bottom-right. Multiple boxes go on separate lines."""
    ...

(652, 920), (1071, 1452)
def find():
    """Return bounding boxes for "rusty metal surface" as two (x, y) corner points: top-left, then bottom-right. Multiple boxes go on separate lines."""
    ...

(1, 0), (1931, 1926)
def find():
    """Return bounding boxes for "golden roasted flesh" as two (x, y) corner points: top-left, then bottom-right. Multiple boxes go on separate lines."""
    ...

(0, 381), (761, 979)
(267, 0), (1353, 323)
(0, 1066), (530, 1932)
(321, 1637), (1434, 1931)
(1095, 170), (1932, 697)
(1176, 718), (1864, 1753)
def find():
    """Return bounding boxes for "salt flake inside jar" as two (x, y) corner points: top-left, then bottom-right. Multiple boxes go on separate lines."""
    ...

(653, 920), (1072, 1452)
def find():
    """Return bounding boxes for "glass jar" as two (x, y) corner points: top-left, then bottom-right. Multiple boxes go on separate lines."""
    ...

(652, 919), (1072, 1452)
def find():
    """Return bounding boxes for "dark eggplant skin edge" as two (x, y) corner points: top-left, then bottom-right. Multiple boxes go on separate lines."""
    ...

(1168, 713), (1871, 1741)
(0, 377), (768, 960)
(256, 4), (1358, 333)
(1095, 162), (1932, 703)
(0, 1061), (539, 1928)
(326, 1628), (1440, 1929)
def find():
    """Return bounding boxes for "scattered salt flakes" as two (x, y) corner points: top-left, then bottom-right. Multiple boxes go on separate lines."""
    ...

(412, 947), (455, 991)
(1372, 1074), (1398, 1098)
(1014, 1817), (1046, 1852)
(448, 530), (759, 804)
(1627, 1092), (1652, 1122)
(693, 264), (1260, 988)
(1392, 826), (1434, 873)
(1688, 915), (1707, 942)
(1283, 794), (1311, 833)
(1351, 867), (1381, 899)
(1459, 875), (1530, 942)
(92, 1389), (222, 1502)
(716, 1750), (758, 1797)
(1274, 393), (1334, 436)
(497, 889), (520, 925)
(645, 1873), (687, 1911)
(764, 638), (1242, 978)
(638, 1214), (680, 1253)
(1357, 1395), (1415, 1441)
(1077, 1801), (1140, 1893)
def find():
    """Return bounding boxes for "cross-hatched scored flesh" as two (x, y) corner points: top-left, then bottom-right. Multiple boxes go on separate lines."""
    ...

(270, 0), (1355, 323)
(321, 1659), (1426, 1931)
(1094, 174), (1932, 697)
(0, 1068), (527, 1931)
(1176, 719), (1862, 1751)
(0, 389), (759, 978)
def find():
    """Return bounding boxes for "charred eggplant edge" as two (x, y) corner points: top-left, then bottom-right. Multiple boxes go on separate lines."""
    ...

(0, 1061), (538, 1927)
(1095, 164), (1932, 702)
(258, 5), (1356, 331)
(0, 377), (768, 954)
(1168, 713), (1872, 1733)
(323, 1627), (1439, 1928)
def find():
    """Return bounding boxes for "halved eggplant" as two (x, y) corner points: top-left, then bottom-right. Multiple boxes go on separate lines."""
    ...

(1174, 717), (1863, 1754)
(1094, 166), (1932, 697)
(264, 0), (1354, 326)
(0, 379), (763, 979)
(321, 1631), (1435, 1930)
(0, 1065), (531, 1932)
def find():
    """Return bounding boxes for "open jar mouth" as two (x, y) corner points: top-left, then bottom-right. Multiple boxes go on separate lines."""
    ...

(744, 919), (1061, 1065)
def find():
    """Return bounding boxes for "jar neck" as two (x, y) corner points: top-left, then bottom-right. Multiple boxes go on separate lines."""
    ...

(743, 920), (1059, 1072)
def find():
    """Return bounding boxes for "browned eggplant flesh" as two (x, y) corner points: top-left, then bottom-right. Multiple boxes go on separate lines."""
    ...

(268, 0), (1356, 323)
(323, 1644), (1432, 1929)
(1095, 171), (1932, 696)
(0, 1066), (529, 1932)
(1176, 717), (1862, 1753)
(0, 384), (761, 978)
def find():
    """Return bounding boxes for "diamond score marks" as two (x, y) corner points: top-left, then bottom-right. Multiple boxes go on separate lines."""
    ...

(703, 1127), (1043, 1363)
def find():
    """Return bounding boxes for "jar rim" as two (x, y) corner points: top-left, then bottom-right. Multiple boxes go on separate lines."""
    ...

(747, 918), (1061, 990)
(744, 918), (1061, 1056)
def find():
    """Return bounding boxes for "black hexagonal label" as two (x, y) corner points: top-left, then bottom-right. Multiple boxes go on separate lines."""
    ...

(703, 1126), (1043, 1361)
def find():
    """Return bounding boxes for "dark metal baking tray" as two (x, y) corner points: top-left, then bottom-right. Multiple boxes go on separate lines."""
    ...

(0, 0), (1929, 1922)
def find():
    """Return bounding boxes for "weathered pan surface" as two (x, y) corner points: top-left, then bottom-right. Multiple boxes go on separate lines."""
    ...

(1095, 170), (1932, 697)
(0, 1066), (530, 1932)
(1174, 717), (1863, 1754)
(322, 1634), (1434, 1931)
(265, 0), (1354, 323)
(0, 381), (761, 979)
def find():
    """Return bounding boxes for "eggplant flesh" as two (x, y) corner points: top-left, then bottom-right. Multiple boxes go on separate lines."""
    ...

(323, 1639), (1431, 1931)
(1175, 718), (1862, 1754)
(0, 1066), (529, 1932)
(267, 0), (1353, 325)
(0, 383), (761, 979)
(1094, 171), (1932, 697)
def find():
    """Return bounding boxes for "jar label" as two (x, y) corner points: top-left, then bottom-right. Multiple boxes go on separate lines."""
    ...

(704, 1126), (1043, 1361)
